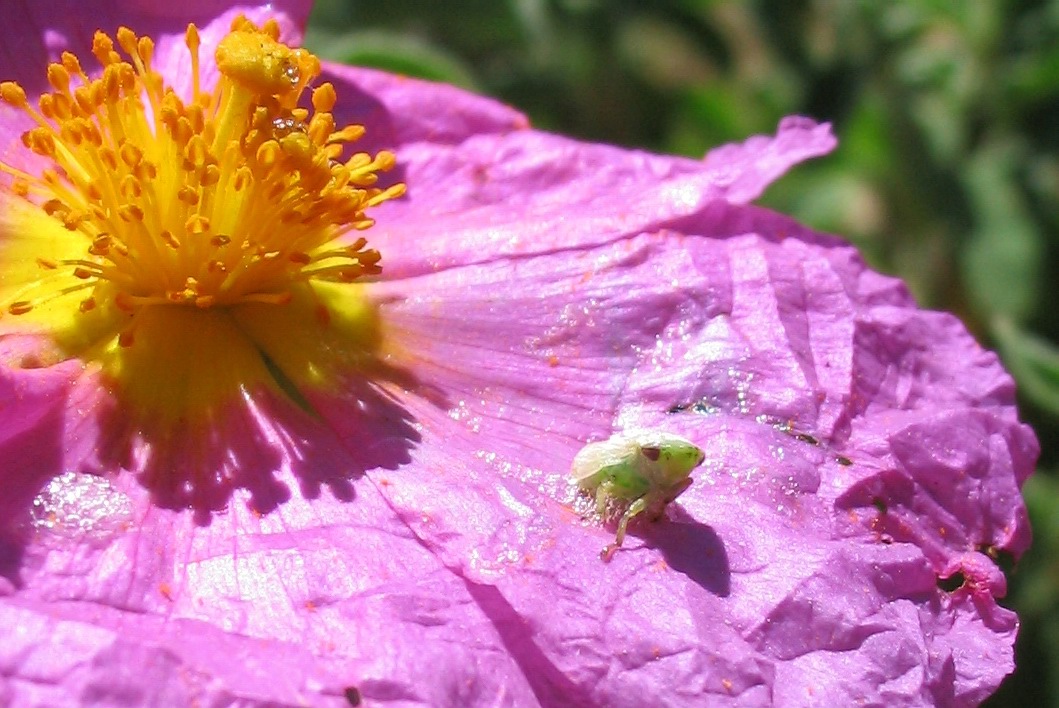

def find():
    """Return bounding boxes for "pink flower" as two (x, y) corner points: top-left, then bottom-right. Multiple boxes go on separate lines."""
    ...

(0, 2), (1036, 705)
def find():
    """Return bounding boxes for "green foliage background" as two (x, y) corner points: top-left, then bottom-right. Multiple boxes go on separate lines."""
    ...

(306, 1), (1059, 704)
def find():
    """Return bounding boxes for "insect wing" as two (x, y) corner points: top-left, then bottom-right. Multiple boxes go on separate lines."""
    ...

(570, 436), (637, 482)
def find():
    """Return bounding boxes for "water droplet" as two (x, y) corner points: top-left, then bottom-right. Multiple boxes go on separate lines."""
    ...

(271, 115), (304, 138)
(31, 471), (133, 541)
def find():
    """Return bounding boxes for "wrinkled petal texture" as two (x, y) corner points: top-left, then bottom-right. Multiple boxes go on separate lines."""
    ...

(0, 14), (1036, 708)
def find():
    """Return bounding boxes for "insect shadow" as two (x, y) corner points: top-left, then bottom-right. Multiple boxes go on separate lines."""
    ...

(645, 506), (730, 597)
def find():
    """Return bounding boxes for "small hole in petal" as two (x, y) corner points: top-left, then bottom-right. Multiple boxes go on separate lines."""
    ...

(937, 572), (965, 593)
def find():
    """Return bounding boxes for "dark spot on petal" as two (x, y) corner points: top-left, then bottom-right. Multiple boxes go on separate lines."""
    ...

(344, 686), (362, 706)
(872, 497), (887, 515)
(19, 354), (44, 369)
(667, 400), (715, 415)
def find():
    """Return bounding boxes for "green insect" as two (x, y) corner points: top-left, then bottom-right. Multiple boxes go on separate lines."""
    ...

(571, 431), (705, 561)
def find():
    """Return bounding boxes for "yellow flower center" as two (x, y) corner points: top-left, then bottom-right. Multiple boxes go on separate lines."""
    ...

(0, 17), (404, 424)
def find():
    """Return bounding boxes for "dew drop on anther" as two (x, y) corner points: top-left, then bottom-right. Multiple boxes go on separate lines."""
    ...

(283, 63), (300, 86)
(271, 116), (304, 137)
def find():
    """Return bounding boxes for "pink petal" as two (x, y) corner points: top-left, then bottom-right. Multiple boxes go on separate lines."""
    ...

(362, 201), (1034, 704)
(0, 337), (79, 543)
(3, 460), (542, 705)
(319, 64), (836, 279)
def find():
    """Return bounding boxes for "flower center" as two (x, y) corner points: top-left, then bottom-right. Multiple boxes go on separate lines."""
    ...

(0, 17), (401, 320)
(0, 17), (404, 422)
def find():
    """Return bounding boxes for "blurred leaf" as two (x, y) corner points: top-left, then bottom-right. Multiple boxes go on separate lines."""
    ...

(306, 30), (482, 90)
(764, 168), (884, 249)
(961, 140), (1042, 322)
(1016, 473), (1059, 613)
(1009, 47), (1059, 105)
(669, 85), (764, 152)
(909, 92), (969, 165)
(841, 91), (897, 177)
(615, 15), (716, 91)
(994, 318), (1059, 416)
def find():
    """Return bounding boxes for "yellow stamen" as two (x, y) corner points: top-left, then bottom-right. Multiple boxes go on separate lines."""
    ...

(0, 16), (404, 422)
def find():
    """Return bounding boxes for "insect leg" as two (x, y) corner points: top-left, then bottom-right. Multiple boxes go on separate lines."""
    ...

(601, 496), (648, 562)
(614, 496), (648, 547)
(594, 481), (612, 517)
(653, 478), (693, 517)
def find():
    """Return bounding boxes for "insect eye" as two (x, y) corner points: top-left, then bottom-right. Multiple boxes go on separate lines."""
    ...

(641, 446), (662, 461)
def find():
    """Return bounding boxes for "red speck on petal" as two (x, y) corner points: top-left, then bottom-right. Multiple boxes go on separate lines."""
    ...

(19, 354), (44, 368)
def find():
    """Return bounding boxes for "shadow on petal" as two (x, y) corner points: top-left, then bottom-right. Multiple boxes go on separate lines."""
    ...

(0, 404), (67, 587)
(0, 349), (77, 584)
(650, 507), (731, 597)
(93, 396), (286, 522)
(462, 578), (595, 706)
(271, 370), (432, 502)
(66, 279), (445, 520)
(89, 366), (431, 523)
(0, 538), (23, 590)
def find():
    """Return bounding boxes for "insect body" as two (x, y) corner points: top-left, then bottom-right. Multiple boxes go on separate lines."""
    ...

(571, 431), (705, 561)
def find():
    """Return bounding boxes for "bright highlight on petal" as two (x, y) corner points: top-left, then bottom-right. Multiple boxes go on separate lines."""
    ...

(0, 16), (404, 423)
